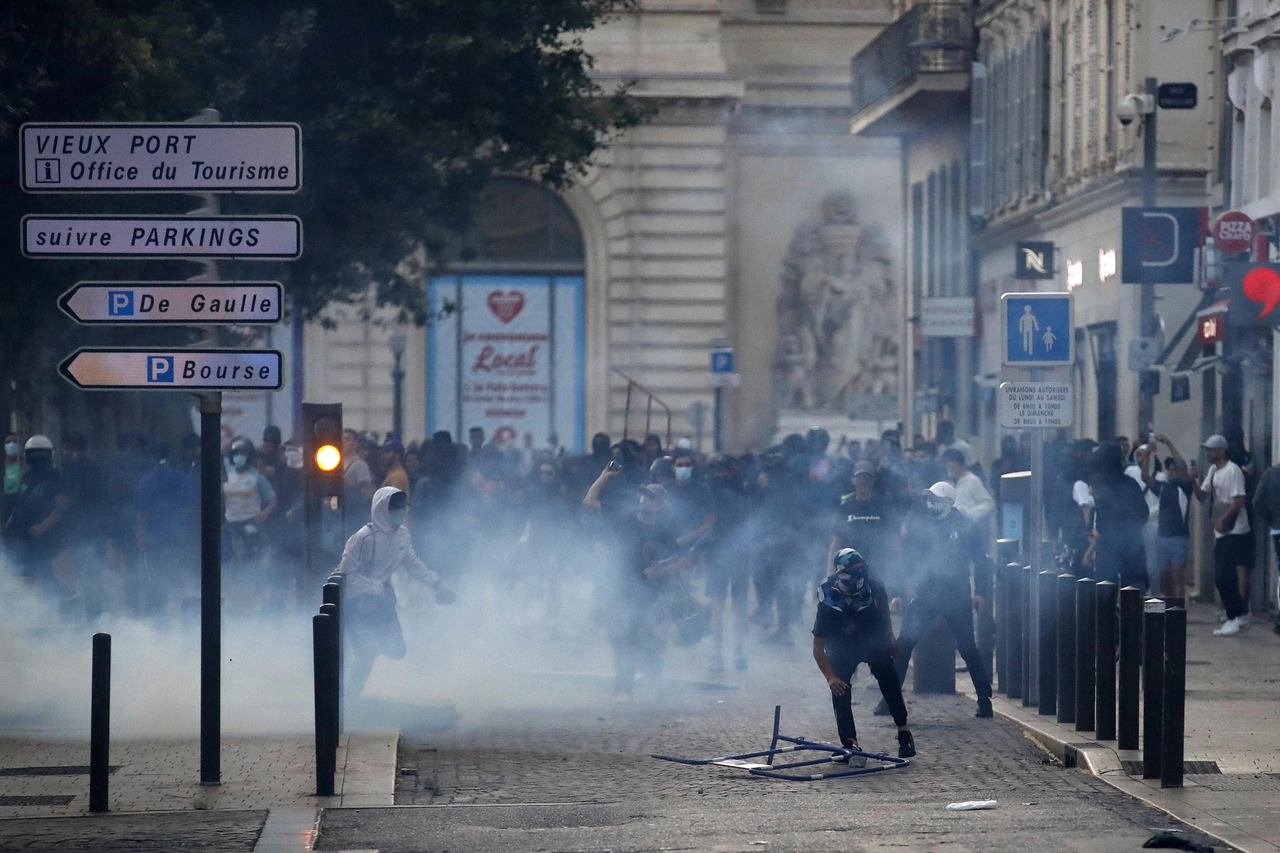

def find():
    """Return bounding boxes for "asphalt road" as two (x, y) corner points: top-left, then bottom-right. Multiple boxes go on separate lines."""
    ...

(317, 646), (1227, 853)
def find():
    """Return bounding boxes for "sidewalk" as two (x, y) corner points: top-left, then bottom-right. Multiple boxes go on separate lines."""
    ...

(975, 599), (1280, 853)
(0, 731), (396, 851)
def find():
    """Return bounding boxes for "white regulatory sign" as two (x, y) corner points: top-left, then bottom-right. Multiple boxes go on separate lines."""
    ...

(59, 348), (283, 391)
(59, 282), (282, 325)
(21, 123), (300, 192)
(22, 215), (301, 259)
(998, 381), (1073, 429)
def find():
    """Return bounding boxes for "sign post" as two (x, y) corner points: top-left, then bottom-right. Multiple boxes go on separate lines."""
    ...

(708, 339), (737, 452)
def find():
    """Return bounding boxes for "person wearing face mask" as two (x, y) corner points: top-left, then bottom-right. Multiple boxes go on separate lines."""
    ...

(3, 433), (22, 534)
(4, 436), (66, 587)
(875, 481), (994, 719)
(336, 487), (456, 701)
(813, 549), (915, 761)
(221, 437), (277, 609)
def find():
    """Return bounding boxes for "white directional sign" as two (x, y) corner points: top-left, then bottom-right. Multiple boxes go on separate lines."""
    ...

(21, 123), (300, 193)
(22, 215), (301, 259)
(59, 282), (282, 325)
(59, 348), (283, 391)
(998, 381), (1073, 429)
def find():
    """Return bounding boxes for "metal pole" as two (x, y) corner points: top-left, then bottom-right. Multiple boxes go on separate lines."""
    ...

(89, 632), (111, 813)
(1038, 570), (1057, 715)
(1118, 586), (1142, 750)
(199, 392), (222, 786)
(313, 613), (336, 796)
(1142, 599), (1166, 779)
(1139, 76), (1158, 437)
(1075, 577), (1097, 731)
(1057, 572), (1077, 725)
(1161, 608), (1186, 788)
(1095, 581), (1118, 740)
(392, 353), (404, 441)
(320, 601), (340, 749)
(1007, 563), (1024, 700)
(713, 387), (723, 453)
(1021, 564), (1034, 707)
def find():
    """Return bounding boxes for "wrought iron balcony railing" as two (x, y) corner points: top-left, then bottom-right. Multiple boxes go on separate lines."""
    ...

(851, 2), (974, 118)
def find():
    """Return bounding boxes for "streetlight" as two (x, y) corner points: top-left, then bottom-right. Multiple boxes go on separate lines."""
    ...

(388, 332), (406, 442)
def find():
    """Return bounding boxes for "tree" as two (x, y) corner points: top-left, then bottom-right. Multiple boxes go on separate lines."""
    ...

(0, 0), (643, 432)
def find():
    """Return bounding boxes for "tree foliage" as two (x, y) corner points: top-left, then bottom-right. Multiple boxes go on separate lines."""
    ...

(0, 0), (643, 424)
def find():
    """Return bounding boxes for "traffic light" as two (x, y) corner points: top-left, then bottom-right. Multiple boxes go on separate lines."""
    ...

(303, 402), (343, 498)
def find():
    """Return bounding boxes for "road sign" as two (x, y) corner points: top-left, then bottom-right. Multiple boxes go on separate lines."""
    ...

(920, 296), (975, 337)
(1226, 261), (1280, 330)
(22, 215), (301, 259)
(1001, 292), (1073, 367)
(21, 123), (300, 193)
(1157, 82), (1198, 110)
(59, 348), (283, 390)
(1211, 211), (1256, 256)
(1015, 241), (1055, 280)
(707, 372), (742, 388)
(1121, 207), (1205, 284)
(998, 382), (1073, 429)
(59, 282), (282, 324)
(711, 347), (734, 373)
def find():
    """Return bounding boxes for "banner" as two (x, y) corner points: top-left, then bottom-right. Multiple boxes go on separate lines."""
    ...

(427, 275), (584, 453)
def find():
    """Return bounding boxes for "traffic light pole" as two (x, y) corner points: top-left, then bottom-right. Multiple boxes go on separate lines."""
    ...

(1139, 76), (1159, 437)
(198, 391), (222, 786)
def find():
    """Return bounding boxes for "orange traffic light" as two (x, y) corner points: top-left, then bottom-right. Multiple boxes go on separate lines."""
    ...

(315, 444), (341, 472)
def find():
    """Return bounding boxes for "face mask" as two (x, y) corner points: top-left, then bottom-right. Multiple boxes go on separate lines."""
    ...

(4, 442), (18, 456)
(928, 498), (950, 518)
(388, 508), (406, 529)
(674, 466), (693, 481)
(27, 453), (50, 470)
(232, 454), (249, 468)
(285, 448), (303, 469)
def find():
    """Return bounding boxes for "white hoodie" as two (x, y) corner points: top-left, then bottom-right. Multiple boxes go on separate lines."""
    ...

(336, 486), (439, 599)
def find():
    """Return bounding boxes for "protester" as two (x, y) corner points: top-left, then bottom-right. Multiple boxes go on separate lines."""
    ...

(812, 548), (915, 761)
(4, 435), (64, 588)
(2, 432), (21, 533)
(1144, 435), (1193, 599)
(703, 455), (750, 673)
(222, 437), (277, 609)
(343, 428), (376, 533)
(1082, 442), (1148, 590)
(828, 461), (899, 596)
(380, 439), (410, 492)
(1189, 434), (1252, 636)
(1251, 458), (1280, 634)
(336, 487), (456, 700)
(943, 448), (994, 524)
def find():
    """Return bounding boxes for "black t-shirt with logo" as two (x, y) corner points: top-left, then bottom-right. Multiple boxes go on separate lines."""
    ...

(832, 494), (894, 569)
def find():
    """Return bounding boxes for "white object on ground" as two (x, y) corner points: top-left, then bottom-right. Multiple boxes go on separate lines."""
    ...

(946, 800), (998, 811)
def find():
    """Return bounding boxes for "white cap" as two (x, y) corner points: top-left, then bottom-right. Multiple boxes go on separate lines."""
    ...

(675, 437), (692, 450)
(1202, 434), (1228, 450)
(24, 435), (53, 451)
(923, 481), (956, 504)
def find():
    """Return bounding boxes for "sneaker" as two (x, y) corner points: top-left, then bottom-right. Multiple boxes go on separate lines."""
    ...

(976, 697), (993, 718)
(872, 697), (891, 717)
(1213, 617), (1242, 636)
(897, 730), (916, 759)
(831, 743), (868, 768)
(709, 654), (725, 674)
(734, 650), (748, 672)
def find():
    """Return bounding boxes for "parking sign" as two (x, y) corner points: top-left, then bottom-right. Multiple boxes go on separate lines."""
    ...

(1002, 292), (1073, 367)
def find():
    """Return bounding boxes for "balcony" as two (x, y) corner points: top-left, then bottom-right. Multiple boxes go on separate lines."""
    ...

(850, 2), (974, 136)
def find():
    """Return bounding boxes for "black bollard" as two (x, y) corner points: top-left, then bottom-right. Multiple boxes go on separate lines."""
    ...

(313, 613), (336, 796)
(1038, 570), (1057, 716)
(319, 602), (340, 748)
(1161, 608), (1187, 789)
(324, 577), (344, 730)
(1142, 599), (1166, 779)
(1095, 581), (1118, 740)
(1075, 578), (1096, 731)
(1007, 564), (1024, 700)
(1117, 586), (1142, 750)
(89, 633), (111, 813)
(1057, 572), (1077, 725)
(322, 581), (340, 607)
(1022, 565), (1034, 707)
(995, 563), (1009, 695)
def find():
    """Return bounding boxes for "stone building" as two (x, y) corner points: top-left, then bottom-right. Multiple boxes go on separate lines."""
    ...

(299, 0), (906, 453)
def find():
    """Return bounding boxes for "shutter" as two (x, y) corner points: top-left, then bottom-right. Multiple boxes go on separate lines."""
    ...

(969, 60), (988, 217)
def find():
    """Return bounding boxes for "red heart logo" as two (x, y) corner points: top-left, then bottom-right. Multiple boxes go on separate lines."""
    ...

(487, 290), (525, 324)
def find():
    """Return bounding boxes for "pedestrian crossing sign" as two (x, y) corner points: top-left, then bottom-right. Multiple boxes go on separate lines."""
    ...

(1001, 292), (1073, 367)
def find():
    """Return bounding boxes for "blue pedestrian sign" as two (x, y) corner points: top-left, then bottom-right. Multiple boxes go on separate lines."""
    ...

(1002, 292), (1073, 367)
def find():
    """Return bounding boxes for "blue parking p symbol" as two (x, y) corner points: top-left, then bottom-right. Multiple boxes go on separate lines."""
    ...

(108, 291), (134, 316)
(147, 356), (174, 383)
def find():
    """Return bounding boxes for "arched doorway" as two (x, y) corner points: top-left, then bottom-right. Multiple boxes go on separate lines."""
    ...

(426, 177), (587, 451)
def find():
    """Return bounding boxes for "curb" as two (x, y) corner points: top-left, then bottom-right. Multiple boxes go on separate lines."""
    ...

(983, 695), (1278, 853)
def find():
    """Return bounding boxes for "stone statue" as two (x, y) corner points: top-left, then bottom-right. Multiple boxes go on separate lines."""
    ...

(772, 191), (898, 412)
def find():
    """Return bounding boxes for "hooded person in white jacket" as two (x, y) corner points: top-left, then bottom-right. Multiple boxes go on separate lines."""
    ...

(336, 486), (455, 699)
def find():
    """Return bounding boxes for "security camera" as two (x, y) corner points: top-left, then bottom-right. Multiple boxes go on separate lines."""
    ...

(1117, 94), (1155, 127)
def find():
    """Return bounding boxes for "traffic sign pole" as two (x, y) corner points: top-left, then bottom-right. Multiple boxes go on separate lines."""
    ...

(198, 391), (221, 788)
(1140, 76), (1159, 442)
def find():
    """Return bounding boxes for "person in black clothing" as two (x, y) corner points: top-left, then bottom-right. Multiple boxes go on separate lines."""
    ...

(704, 455), (750, 673)
(1143, 436), (1194, 598)
(584, 471), (685, 699)
(828, 460), (899, 596)
(877, 481), (993, 718)
(4, 436), (64, 587)
(813, 548), (916, 761)
(1082, 442), (1148, 590)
